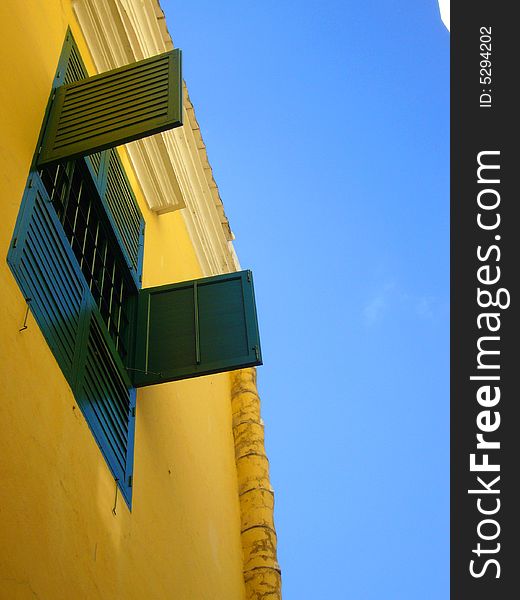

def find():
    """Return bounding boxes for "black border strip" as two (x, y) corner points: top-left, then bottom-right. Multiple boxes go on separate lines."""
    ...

(451, 4), (518, 596)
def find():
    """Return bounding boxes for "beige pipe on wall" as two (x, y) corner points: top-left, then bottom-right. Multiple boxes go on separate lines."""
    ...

(231, 368), (282, 599)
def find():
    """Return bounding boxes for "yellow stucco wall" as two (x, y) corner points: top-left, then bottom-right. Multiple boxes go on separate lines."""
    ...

(0, 2), (246, 599)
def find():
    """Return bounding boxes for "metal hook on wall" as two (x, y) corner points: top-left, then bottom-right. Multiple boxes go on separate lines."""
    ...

(112, 478), (119, 516)
(19, 298), (32, 332)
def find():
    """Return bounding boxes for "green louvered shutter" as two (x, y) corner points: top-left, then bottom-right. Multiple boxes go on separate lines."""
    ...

(76, 308), (135, 502)
(6, 30), (138, 508)
(7, 176), (90, 388)
(102, 149), (144, 279)
(131, 271), (262, 387)
(38, 49), (182, 166)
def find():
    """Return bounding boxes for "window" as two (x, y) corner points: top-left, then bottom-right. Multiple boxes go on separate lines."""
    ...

(8, 32), (144, 506)
(40, 159), (135, 362)
(7, 31), (262, 509)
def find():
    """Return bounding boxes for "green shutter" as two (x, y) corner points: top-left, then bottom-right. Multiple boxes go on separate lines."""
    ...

(131, 271), (262, 387)
(102, 149), (144, 277)
(76, 307), (135, 503)
(8, 174), (136, 505)
(7, 176), (89, 388)
(61, 32), (89, 86)
(38, 49), (182, 166)
(6, 30), (138, 508)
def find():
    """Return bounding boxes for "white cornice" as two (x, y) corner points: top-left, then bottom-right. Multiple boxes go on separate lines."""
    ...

(438, 0), (450, 31)
(73, 0), (240, 275)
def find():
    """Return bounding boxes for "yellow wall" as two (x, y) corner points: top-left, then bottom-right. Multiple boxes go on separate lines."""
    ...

(0, 2), (245, 598)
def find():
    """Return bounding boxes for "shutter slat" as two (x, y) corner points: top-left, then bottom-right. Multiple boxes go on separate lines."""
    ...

(83, 378), (126, 472)
(86, 343), (129, 438)
(80, 312), (131, 476)
(18, 259), (77, 367)
(64, 44), (88, 85)
(7, 181), (87, 383)
(38, 49), (182, 165)
(22, 243), (78, 357)
(86, 362), (128, 452)
(63, 57), (169, 101)
(29, 211), (84, 310)
(53, 106), (169, 147)
(102, 150), (143, 273)
(58, 83), (169, 126)
(61, 65), (169, 109)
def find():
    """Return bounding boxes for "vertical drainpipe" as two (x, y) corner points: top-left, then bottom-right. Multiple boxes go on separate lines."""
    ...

(231, 368), (282, 599)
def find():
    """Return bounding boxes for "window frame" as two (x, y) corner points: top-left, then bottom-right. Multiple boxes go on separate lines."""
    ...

(7, 28), (263, 509)
(7, 30), (143, 508)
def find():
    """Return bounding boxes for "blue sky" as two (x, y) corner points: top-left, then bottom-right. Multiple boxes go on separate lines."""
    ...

(163, 1), (449, 597)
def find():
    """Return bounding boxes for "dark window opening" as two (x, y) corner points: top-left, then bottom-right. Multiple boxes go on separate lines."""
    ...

(40, 160), (135, 361)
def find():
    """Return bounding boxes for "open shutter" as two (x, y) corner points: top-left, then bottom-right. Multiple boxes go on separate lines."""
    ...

(7, 176), (90, 388)
(131, 271), (262, 387)
(38, 49), (182, 166)
(102, 148), (145, 280)
(7, 174), (136, 488)
(76, 308), (135, 505)
(6, 31), (138, 507)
